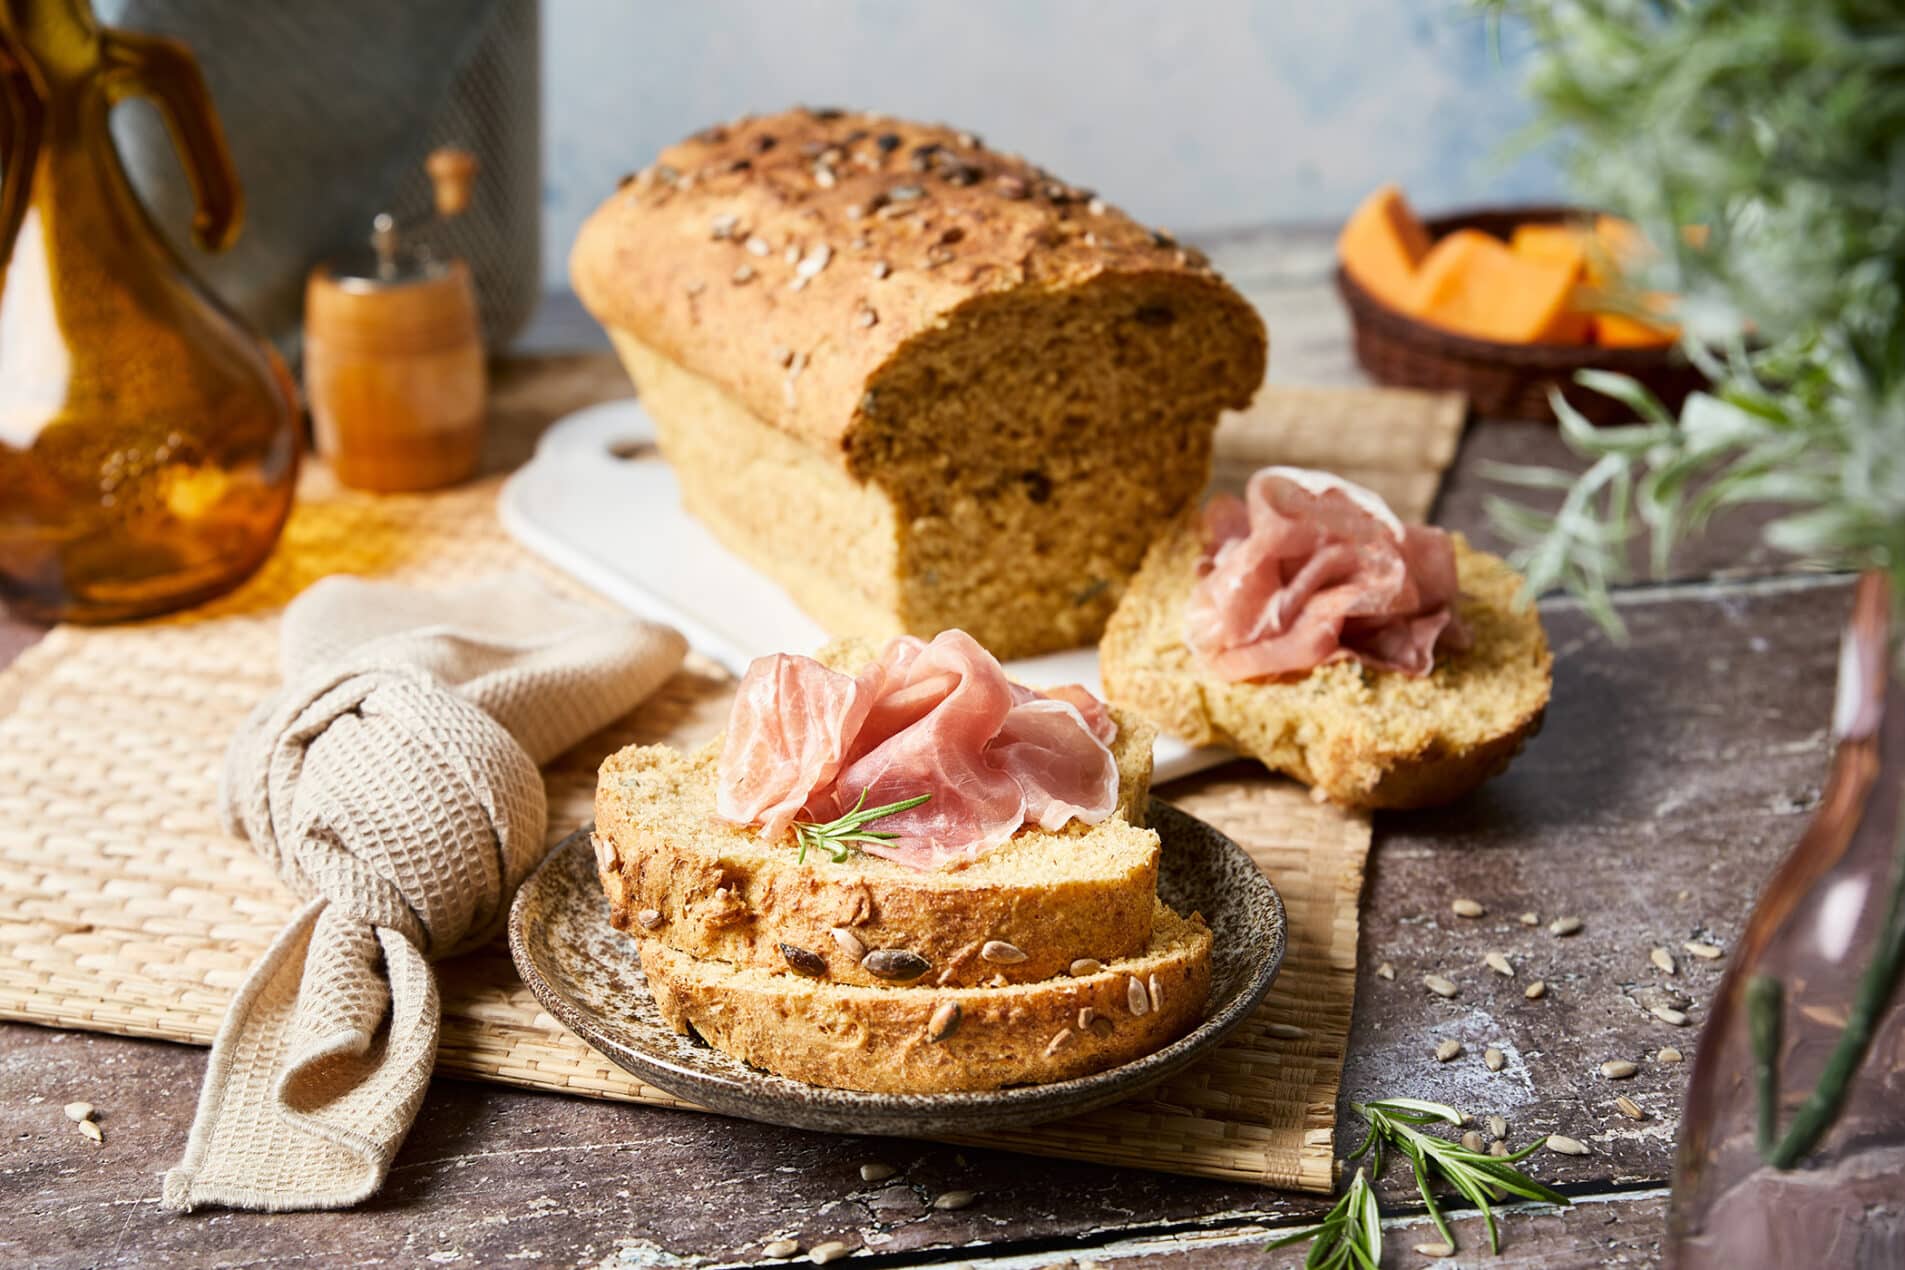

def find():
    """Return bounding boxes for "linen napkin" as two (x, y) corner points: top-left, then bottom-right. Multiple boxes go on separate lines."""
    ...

(162, 573), (687, 1212)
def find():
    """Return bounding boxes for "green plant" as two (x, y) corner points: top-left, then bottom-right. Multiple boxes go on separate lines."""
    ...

(1477, 0), (1905, 628)
(1266, 1098), (1569, 1262)
(792, 790), (931, 863)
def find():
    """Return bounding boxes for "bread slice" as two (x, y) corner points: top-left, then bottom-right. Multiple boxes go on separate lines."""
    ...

(1101, 518), (1551, 809)
(594, 696), (1158, 989)
(639, 902), (1212, 1093)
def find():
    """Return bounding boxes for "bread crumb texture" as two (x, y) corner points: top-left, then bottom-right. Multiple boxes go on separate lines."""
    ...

(1101, 519), (1552, 809)
(639, 903), (1212, 1093)
(572, 108), (1268, 658)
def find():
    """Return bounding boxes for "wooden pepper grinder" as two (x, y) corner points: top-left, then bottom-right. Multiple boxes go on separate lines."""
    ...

(303, 147), (487, 492)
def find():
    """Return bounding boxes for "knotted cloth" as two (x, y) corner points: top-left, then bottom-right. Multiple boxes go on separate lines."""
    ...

(162, 574), (687, 1212)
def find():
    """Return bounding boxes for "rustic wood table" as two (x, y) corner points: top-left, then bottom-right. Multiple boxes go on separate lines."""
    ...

(2, 227), (1836, 1267)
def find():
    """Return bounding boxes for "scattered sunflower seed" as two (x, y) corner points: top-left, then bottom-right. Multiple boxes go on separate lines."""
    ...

(860, 1162), (896, 1183)
(1069, 958), (1103, 977)
(1525, 980), (1548, 1000)
(63, 1102), (93, 1123)
(1651, 1005), (1691, 1027)
(1484, 1047), (1505, 1072)
(762, 1239), (800, 1258)
(1601, 1059), (1639, 1080)
(1658, 1046), (1684, 1064)
(932, 1190), (976, 1211)
(1376, 962), (1395, 981)
(1423, 974), (1459, 999)
(1461, 1130), (1485, 1152)
(1651, 947), (1678, 975)
(1484, 951), (1514, 977)
(1127, 976), (1151, 1017)
(808, 1241), (850, 1264)
(1266, 1023), (1308, 1040)
(745, 235), (770, 257)
(1490, 1140), (1509, 1157)
(78, 1119), (103, 1144)
(1519, 911), (1540, 926)
(1488, 1114), (1508, 1139)
(980, 940), (1028, 965)
(927, 1001), (961, 1043)
(635, 908), (664, 930)
(1415, 1241), (1455, 1257)
(1434, 1039), (1463, 1063)
(1546, 1134), (1591, 1156)
(1452, 898), (1486, 918)
(1549, 916), (1584, 937)
(1615, 1095), (1647, 1121)
(796, 243), (834, 278)
(1685, 941), (1724, 960)
(830, 927), (866, 960)
(731, 264), (757, 284)
(870, 259), (892, 280)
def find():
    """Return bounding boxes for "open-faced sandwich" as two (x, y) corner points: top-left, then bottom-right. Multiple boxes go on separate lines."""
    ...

(1101, 466), (1552, 809)
(593, 630), (1212, 1093)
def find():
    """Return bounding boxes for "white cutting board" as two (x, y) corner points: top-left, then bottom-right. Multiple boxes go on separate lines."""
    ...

(498, 399), (1230, 781)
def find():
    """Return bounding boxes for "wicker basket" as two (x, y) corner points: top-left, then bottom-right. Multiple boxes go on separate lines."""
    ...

(1336, 204), (1706, 425)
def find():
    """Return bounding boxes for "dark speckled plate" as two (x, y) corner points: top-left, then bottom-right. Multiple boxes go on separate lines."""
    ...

(507, 798), (1285, 1137)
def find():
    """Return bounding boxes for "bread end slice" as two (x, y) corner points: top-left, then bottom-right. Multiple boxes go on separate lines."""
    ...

(639, 902), (1212, 1093)
(1101, 519), (1551, 809)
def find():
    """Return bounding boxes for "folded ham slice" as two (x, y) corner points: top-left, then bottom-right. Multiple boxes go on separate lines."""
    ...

(1186, 466), (1465, 682)
(716, 631), (1120, 870)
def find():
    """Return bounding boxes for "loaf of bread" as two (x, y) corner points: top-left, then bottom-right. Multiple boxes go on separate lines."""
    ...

(572, 107), (1268, 659)
(1101, 520), (1552, 809)
(594, 700), (1159, 989)
(639, 902), (1212, 1093)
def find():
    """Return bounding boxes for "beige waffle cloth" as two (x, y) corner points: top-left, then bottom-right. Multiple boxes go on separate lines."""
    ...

(161, 573), (687, 1212)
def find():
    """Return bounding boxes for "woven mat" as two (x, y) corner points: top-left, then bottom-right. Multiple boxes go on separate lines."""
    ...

(0, 364), (1464, 1192)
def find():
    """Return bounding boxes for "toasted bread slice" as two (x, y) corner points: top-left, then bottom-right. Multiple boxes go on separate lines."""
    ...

(1101, 518), (1551, 809)
(639, 902), (1212, 1093)
(593, 697), (1159, 989)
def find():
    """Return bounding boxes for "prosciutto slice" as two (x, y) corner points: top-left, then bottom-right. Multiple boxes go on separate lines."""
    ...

(1186, 466), (1464, 682)
(715, 631), (1119, 870)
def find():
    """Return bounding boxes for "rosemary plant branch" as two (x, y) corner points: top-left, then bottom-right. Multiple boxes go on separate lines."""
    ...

(792, 790), (931, 864)
(1749, 815), (1905, 1167)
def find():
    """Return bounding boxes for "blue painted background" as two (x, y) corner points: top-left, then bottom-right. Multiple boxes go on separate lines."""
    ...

(541, 0), (1560, 283)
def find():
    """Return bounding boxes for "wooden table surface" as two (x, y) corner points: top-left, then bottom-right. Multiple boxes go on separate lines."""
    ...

(1, 226), (1837, 1268)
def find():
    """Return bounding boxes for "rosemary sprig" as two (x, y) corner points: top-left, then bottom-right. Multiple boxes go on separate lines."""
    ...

(792, 789), (931, 864)
(1264, 1166), (1381, 1269)
(1267, 1098), (1569, 1264)
(1349, 1098), (1569, 1255)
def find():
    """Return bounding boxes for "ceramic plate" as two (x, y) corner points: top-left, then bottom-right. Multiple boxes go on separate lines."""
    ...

(508, 799), (1285, 1137)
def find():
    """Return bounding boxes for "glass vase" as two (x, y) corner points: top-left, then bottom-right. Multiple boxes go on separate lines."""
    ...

(1668, 572), (1905, 1268)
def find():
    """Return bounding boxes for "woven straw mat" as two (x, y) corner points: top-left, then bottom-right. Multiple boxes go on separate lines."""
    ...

(0, 374), (1465, 1192)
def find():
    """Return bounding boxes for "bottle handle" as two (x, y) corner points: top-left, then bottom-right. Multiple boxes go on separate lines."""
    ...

(100, 28), (241, 252)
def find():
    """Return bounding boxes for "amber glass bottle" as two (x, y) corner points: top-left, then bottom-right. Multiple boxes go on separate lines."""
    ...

(0, 0), (298, 623)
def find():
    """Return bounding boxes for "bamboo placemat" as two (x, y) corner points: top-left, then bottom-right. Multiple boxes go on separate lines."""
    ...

(0, 370), (1464, 1192)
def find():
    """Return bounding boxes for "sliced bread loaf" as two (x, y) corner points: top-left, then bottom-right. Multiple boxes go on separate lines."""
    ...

(639, 902), (1212, 1093)
(1101, 517), (1551, 809)
(594, 698), (1158, 989)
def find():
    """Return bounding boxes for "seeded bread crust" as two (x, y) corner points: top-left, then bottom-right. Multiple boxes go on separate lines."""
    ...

(639, 903), (1212, 1093)
(1100, 520), (1552, 809)
(594, 699), (1158, 989)
(570, 107), (1268, 658)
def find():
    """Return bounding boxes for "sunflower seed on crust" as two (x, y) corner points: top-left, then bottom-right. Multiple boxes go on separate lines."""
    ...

(1488, 1114), (1507, 1139)
(1069, 958), (1103, 977)
(1549, 916), (1584, 937)
(63, 1102), (93, 1123)
(1524, 980), (1547, 999)
(78, 1119), (102, 1144)
(927, 1001), (961, 1043)
(1601, 1059), (1639, 1079)
(1651, 1005), (1691, 1026)
(932, 1190), (976, 1211)
(859, 1162), (896, 1183)
(1484, 1047), (1505, 1072)
(1148, 974), (1164, 1013)
(1461, 1130), (1485, 1152)
(1044, 1028), (1074, 1057)
(1490, 1140), (1509, 1157)
(635, 908), (664, 930)
(1615, 1095), (1646, 1121)
(1077, 1007), (1096, 1030)
(1424, 974), (1459, 998)
(1651, 946), (1678, 975)
(1126, 976), (1150, 1017)
(1685, 941), (1724, 960)
(1519, 911), (1539, 926)
(830, 927), (866, 960)
(981, 940), (1028, 964)
(1658, 1046), (1684, 1063)
(1414, 1244), (1455, 1258)
(762, 1239), (800, 1258)
(1376, 962), (1395, 980)
(1434, 1039), (1462, 1062)
(808, 1242), (850, 1264)
(1546, 1134), (1590, 1156)
(1485, 951), (1514, 977)
(1452, 898), (1485, 918)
